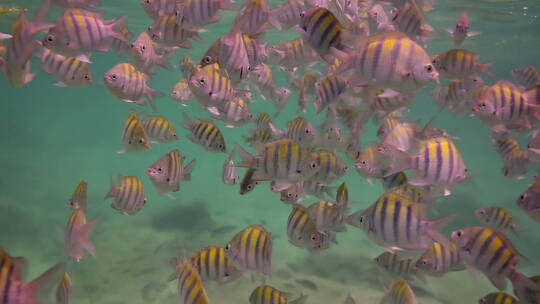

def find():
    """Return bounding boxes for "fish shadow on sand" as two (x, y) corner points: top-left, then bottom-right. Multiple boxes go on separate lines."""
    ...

(151, 199), (217, 233)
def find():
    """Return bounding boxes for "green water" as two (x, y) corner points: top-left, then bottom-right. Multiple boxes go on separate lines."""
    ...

(1, 0), (540, 303)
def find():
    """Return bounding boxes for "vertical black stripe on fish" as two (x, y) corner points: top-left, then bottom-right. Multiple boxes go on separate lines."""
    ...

(393, 199), (401, 242)
(487, 241), (509, 270)
(244, 228), (254, 267)
(497, 252), (515, 275)
(273, 141), (280, 177)
(379, 196), (389, 242)
(475, 230), (498, 264)
(435, 140), (443, 181)
(423, 143), (430, 178)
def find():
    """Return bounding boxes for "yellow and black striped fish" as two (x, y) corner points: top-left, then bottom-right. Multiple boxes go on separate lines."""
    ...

(119, 110), (151, 153)
(374, 252), (422, 281)
(249, 285), (307, 304)
(244, 127), (275, 149)
(183, 113), (226, 153)
(147, 149), (195, 198)
(56, 272), (72, 304)
(65, 208), (97, 262)
(415, 240), (465, 277)
(309, 150), (347, 184)
(493, 137), (533, 179)
(175, 258), (211, 304)
(40, 48), (92, 87)
(475, 206), (519, 235)
(287, 204), (329, 252)
(382, 172), (408, 190)
(381, 278), (417, 304)
(298, 6), (345, 59)
(142, 115), (178, 144)
(105, 175), (147, 215)
(225, 224), (272, 275)
(512, 66), (540, 88)
(479, 292), (519, 304)
(432, 49), (491, 80)
(69, 181), (87, 211)
(307, 200), (346, 233)
(190, 246), (241, 284)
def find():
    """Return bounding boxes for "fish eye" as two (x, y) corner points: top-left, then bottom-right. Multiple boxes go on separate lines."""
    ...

(204, 56), (212, 63)
(199, 78), (205, 84)
(225, 244), (230, 250)
(310, 163), (317, 169)
(311, 234), (317, 241)
(359, 216), (364, 223)
(456, 230), (463, 237)
(480, 298), (486, 304)
(297, 169), (302, 174)
(287, 193), (292, 198)
(305, 128), (310, 133)
(224, 273), (229, 277)
(46, 35), (54, 42)
(480, 103), (486, 107)
(520, 194), (526, 200)
(426, 64), (433, 72)
(300, 12), (304, 17)
(141, 45), (146, 51)
(247, 185), (253, 190)
(111, 74), (117, 80)
(147, 26), (152, 31)
(139, 139), (144, 144)
(84, 75), (89, 80)
(157, 168), (162, 172)
(421, 260), (427, 265)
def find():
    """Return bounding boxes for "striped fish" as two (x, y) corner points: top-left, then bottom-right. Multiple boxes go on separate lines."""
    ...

(104, 63), (163, 109)
(407, 136), (468, 196)
(333, 31), (439, 93)
(69, 181), (88, 211)
(119, 110), (151, 153)
(280, 182), (303, 204)
(432, 49), (491, 80)
(240, 168), (259, 195)
(270, 0), (305, 30)
(250, 63), (277, 101)
(493, 137), (534, 179)
(223, 154), (239, 185)
(182, 113), (227, 152)
(244, 127), (275, 148)
(175, 258), (211, 304)
(209, 97), (254, 128)
(225, 224), (272, 275)
(514, 275), (540, 304)
(49, 9), (127, 55)
(141, 115), (178, 144)
(377, 114), (404, 139)
(380, 279), (417, 304)
(313, 75), (349, 113)
(374, 252), (422, 280)
(307, 200), (346, 232)
(147, 14), (201, 48)
(287, 204), (330, 252)
(249, 285), (307, 304)
(105, 175), (147, 215)
(171, 79), (193, 105)
(147, 149), (195, 198)
(0, 248), (64, 304)
(367, 3), (395, 34)
(298, 6), (346, 60)
(528, 131), (540, 155)
(475, 207), (519, 235)
(175, 0), (234, 30)
(216, 29), (250, 77)
(180, 53), (197, 79)
(415, 241), (465, 277)
(65, 208), (97, 261)
(129, 32), (174, 75)
(451, 226), (536, 291)
(190, 246), (241, 283)
(109, 22), (132, 56)
(336, 182), (348, 210)
(388, 184), (427, 204)
(382, 172), (408, 190)
(516, 181), (540, 223)
(188, 64), (237, 108)
(40, 49), (92, 86)
(355, 144), (399, 180)
(242, 34), (268, 67)
(390, 0), (434, 44)
(479, 292), (519, 304)
(291, 72), (318, 113)
(141, 0), (178, 20)
(346, 191), (453, 251)
(309, 150), (347, 183)
(381, 122), (420, 153)
(270, 117), (317, 146)
(233, 0), (275, 35)
(370, 91), (414, 114)
(431, 76), (484, 113)
(524, 84), (540, 106)
(56, 272), (72, 304)
(269, 37), (319, 71)
(235, 139), (320, 183)
(255, 113), (272, 128)
(4, 0), (54, 87)
(512, 66), (540, 88)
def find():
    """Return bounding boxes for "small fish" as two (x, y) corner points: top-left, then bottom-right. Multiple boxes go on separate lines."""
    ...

(377, 114), (404, 139)
(380, 279), (417, 304)
(255, 113), (272, 129)
(119, 110), (151, 153)
(444, 12), (480, 45)
(147, 149), (195, 198)
(336, 182), (348, 210)
(479, 292), (519, 304)
(249, 285), (307, 304)
(147, 14), (201, 48)
(475, 206), (519, 236)
(367, 4), (395, 34)
(182, 113), (227, 152)
(369, 90), (414, 115)
(65, 208), (97, 261)
(215, 29), (251, 78)
(104, 63), (163, 109)
(69, 181), (88, 211)
(313, 75), (349, 113)
(451, 226), (537, 291)
(141, 115), (178, 144)
(170, 79), (193, 105)
(415, 240), (465, 277)
(141, 0), (178, 20)
(269, 37), (319, 71)
(291, 71), (318, 113)
(105, 175), (147, 215)
(225, 224), (272, 275)
(280, 182), (303, 204)
(270, 0), (305, 31)
(355, 144), (400, 180)
(516, 181), (540, 223)
(244, 127), (275, 148)
(432, 49), (492, 80)
(209, 97), (254, 128)
(233, 0), (277, 35)
(390, 0), (434, 44)
(381, 122), (420, 153)
(235, 139), (320, 183)
(298, 6), (347, 60)
(130, 32), (174, 75)
(240, 168), (259, 195)
(431, 76), (485, 113)
(269, 117), (317, 146)
(188, 64), (237, 108)
(223, 154), (239, 185)
(0, 248), (64, 304)
(280, 181), (335, 203)
(307, 200), (346, 232)
(249, 63), (280, 102)
(180, 53), (197, 79)
(40, 49), (92, 87)
(346, 191), (453, 251)
(175, 0), (235, 30)
(309, 150), (348, 184)
(174, 258), (211, 304)
(382, 172), (408, 190)
(388, 184), (428, 203)
(512, 66), (540, 88)
(110, 23), (133, 56)
(287, 204), (330, 252)
(56, 272), (73, 304)
(190, 246), (241, 284)
(374, 252), (422, 281)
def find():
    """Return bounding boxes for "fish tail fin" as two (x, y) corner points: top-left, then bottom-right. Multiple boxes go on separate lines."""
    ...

(22, 262), (65, 304)
(478, 62), (494, 77)
(183, 160), (196, 181)
(267, 9), (282, 31)
(78, 217), (99, 257)
(107, 15), (128, 41)
(145, 87), (164, 111)
(234, 143), (254, 167)
(427, 214), (455, 249)
(105, 176), (117, 199)
(510, 270), (540, 294)
(290, 294), (308, 304)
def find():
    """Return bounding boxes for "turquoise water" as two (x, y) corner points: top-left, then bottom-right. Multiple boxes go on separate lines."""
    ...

(1, 0), (540, 303)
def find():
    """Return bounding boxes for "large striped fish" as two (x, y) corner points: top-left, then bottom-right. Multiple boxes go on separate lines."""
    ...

(147, 149), (195, 198)
(477, 207), (519, 235)
(415, 240), (465, 277)
(249, 285), (307, 304)
(235, 139), (320, 183)
(56, 272), (73, 304)
(119, 110), (151, 153)
(141, 115), (178, 144)
(182, 113), (227, 152)
(225, 224), (272, 275)
(40, 49), (92, 87)
(147, 14), (202, 48)
(105, 175), (147, 215)
(0, 248), (64, 304)
(432, 49), (491, 80)
(190, 246), (241, 284)
(346, 191), (454, 251)
(69, 181), (88, 211)
(104, 63), (164, 110)
(174, 258), (211, 304)
(287, 204), (330, 252)
(332, 31), (439, 93)
(380, 279), (417, 304)
(65, 208), (98, 261)
(308, 150), (348, 184)
(451, 226), (539, 292)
